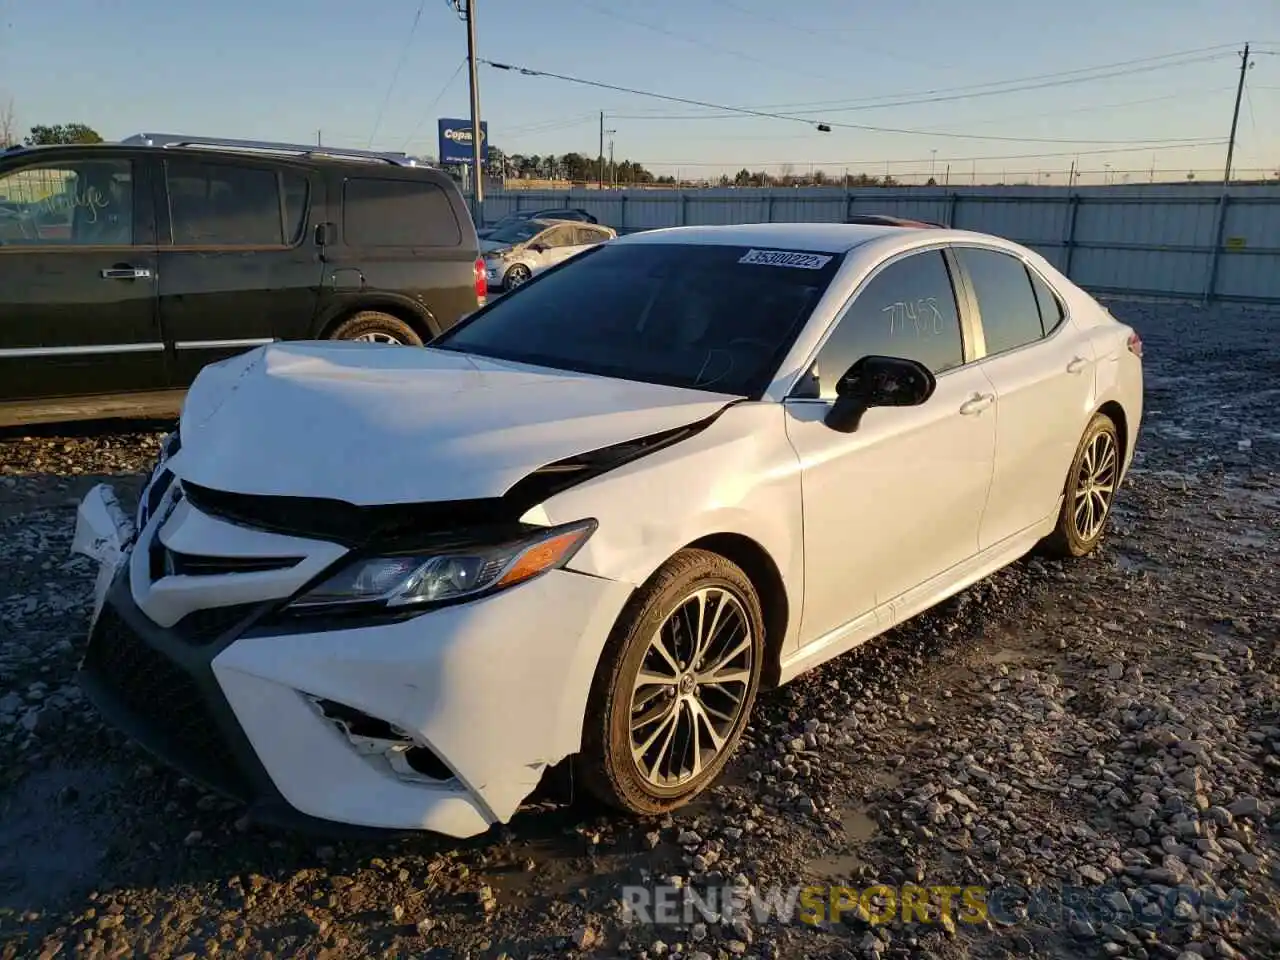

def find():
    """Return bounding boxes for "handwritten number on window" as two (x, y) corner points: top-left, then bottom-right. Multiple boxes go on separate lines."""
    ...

(881, 298), (945, 337)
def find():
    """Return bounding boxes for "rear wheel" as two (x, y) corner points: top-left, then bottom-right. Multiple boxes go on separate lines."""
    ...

(504, 263), (532, 291)
(327, 311), (423, 346)
(1041, 412), (1121, 558)
(579, 549), (764, 816)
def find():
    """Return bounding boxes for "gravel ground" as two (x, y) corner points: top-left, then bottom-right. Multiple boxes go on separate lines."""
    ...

(0, 298), (1277, 960)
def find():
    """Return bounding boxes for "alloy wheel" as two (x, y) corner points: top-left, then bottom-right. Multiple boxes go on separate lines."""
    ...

(351, 332), (405, 345)
(1072, 429), (1118, 541)
(629, 587), (754, 789)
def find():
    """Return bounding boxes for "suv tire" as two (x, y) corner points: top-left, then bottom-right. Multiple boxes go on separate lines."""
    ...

(328, 311), (424, 346)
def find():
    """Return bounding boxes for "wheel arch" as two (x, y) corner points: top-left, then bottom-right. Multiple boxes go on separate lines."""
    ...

(1096, 399), (1129, 468)
(683, 532), (791, 691)
(316, 297), (440, 343)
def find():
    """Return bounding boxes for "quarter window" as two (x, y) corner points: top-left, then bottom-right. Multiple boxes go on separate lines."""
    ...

(167, 160), (283, 246)
(1028, 268), (1065, 335)
(810, 250), (965, 398)
(343, 178), (461, 247)
(0, 160), (133, 245)
(956, 247), (1045, 356)
(539, 225), (574, 248)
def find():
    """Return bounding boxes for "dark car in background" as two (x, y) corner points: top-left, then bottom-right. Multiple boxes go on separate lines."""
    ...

(476, 206), (597, 238)
(0, 134), (486, 427)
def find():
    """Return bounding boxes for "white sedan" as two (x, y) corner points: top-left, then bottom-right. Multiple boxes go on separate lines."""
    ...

(72, 222), (1143, 838)
(481, 218), (617, 291)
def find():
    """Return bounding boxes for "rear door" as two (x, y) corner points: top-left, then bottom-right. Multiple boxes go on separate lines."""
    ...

(953, 245), (1099, 549)
(327, 174), (477, 334)
(156, 155), (322, 386)
(0, 152), (164, 404)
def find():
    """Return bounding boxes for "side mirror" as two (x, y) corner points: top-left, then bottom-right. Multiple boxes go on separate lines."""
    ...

(823, 355), (936, 433)
(528, 243), (545, 253)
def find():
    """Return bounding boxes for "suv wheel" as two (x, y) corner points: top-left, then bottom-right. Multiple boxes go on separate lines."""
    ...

(328, 311), (424, 346)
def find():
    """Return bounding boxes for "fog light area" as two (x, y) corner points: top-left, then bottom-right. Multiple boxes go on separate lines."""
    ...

(307, 696), (455, 783)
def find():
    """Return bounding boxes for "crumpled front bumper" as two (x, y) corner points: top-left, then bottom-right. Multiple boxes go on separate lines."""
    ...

(71, 481), (634, 837)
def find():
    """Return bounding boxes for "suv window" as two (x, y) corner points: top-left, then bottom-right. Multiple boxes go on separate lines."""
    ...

(810, 250), (964, 398)
(0, 160), (133, 245)
(1028, 267), (1065, 335)
(167, 160), (285, 246)
(343, 178), (461, 247)
(956, 247), (1045, 356)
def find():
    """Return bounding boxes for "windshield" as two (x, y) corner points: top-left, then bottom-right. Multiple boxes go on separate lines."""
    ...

(432, 241), (844, 396)
(485, 220), (545, 244)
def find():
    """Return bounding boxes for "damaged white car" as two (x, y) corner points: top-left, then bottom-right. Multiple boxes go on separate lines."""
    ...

(72, 222), (1143, 838)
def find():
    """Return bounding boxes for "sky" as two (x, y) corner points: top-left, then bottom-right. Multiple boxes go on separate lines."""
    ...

(1, 0), (1277, 184)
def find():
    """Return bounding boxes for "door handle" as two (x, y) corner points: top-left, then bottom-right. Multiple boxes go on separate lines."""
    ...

(1066, 356), (1090, 374)
(959, 392), (994, 415)
(101, 267), (152, 280)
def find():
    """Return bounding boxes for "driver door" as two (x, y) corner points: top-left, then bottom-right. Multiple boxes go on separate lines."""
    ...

(783, 248), (997, 649)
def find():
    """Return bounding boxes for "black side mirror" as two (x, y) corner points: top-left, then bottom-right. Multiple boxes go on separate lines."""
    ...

(529, 243), (545, 253)
(824, 355), (936, 433)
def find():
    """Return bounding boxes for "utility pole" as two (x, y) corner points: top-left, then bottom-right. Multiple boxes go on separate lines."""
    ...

(317, 129), (322, 147)
(1222, 43), (1250, 185)
(464, 0), (484, 207)
(607, 131), (616, 188)
(598, 112), (605, 189)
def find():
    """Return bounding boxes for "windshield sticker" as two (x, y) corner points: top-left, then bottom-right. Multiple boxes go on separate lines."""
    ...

(738, 249), (833, 269)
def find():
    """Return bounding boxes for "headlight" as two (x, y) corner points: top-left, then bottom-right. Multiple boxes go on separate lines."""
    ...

(289, 519), (597, 611)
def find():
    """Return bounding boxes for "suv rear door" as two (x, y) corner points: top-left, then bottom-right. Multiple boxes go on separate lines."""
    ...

(323, 173), (478, 336)
(156, 154), (322, 386)
(0, 150), (164, 407)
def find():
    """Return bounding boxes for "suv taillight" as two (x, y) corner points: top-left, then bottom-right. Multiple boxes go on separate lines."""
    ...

(1126, 332), (1143, 358)
(474, 258), (487, 306)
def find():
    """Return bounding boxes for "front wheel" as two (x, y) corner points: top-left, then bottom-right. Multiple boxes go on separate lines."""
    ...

(579, 549), (764, 816)
(503, 263), (532, 291)
(1041, 412), (1121, 558)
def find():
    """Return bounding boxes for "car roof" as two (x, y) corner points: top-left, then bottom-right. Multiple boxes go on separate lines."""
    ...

(613, 221), (946, 253)
(2, 141), (446, 175)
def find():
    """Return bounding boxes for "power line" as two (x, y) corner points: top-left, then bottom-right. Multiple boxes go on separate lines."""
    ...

(638, 140), (1230, 168)
(399, 58), (467, 151)
(482, 58), (1228, 146)
(604, 43), (1244, 117)
(567, 0), (843, 84)
(368, 0), (427, 148)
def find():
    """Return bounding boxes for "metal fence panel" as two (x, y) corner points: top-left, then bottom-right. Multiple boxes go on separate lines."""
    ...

(478, 186), (1280, 302)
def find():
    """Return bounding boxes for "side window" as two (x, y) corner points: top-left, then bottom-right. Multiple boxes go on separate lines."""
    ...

(955, 247), (1044, 356)
(539, 225), (573, 248)
(1027, 267), (1065, 336)
(166, 160), (283, 246)
(0, 159), (133, 245)
(575, 226), (602, 245)
(343, 178), (462, 247)
(811, 250), (965, 399)
(282, 172), (309, 245)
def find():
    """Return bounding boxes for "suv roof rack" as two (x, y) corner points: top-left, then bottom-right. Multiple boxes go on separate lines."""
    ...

(120, 133), (422, 167)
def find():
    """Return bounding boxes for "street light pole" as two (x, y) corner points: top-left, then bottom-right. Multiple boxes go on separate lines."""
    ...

(464, 0), (484, 208)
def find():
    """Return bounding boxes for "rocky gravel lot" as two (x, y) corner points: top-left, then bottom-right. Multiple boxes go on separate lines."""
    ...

(1, 297), (1277, 960)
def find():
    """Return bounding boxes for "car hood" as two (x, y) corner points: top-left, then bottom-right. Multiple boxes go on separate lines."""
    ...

(168, 342), (737, 506)
(479, 239), (518, 255)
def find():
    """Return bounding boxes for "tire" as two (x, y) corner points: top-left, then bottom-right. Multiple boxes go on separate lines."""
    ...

(503, 263), (532, 291)
(327, 311), (423, 346)
(1040, 412), (1121, 559)
(579, 548), (765, 816)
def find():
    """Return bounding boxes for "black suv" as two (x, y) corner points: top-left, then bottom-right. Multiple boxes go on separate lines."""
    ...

(0, 134), (485, 426)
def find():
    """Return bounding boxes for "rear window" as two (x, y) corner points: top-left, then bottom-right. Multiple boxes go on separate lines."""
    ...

(432, 242), (843, 396)
(343, 178), (461, 247)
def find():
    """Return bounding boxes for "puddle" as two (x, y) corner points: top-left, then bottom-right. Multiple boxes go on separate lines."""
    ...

(805, 808), (878, 881)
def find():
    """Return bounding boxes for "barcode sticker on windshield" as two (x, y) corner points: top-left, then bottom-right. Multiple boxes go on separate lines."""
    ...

(738, 249), (833, 269)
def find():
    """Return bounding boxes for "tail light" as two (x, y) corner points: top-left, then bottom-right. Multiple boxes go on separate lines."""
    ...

(474, 258), (487, 306)
(1126, 332), (1143, 358)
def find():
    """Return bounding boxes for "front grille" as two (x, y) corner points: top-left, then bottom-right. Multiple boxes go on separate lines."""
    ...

(83, 606), (250, 798)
